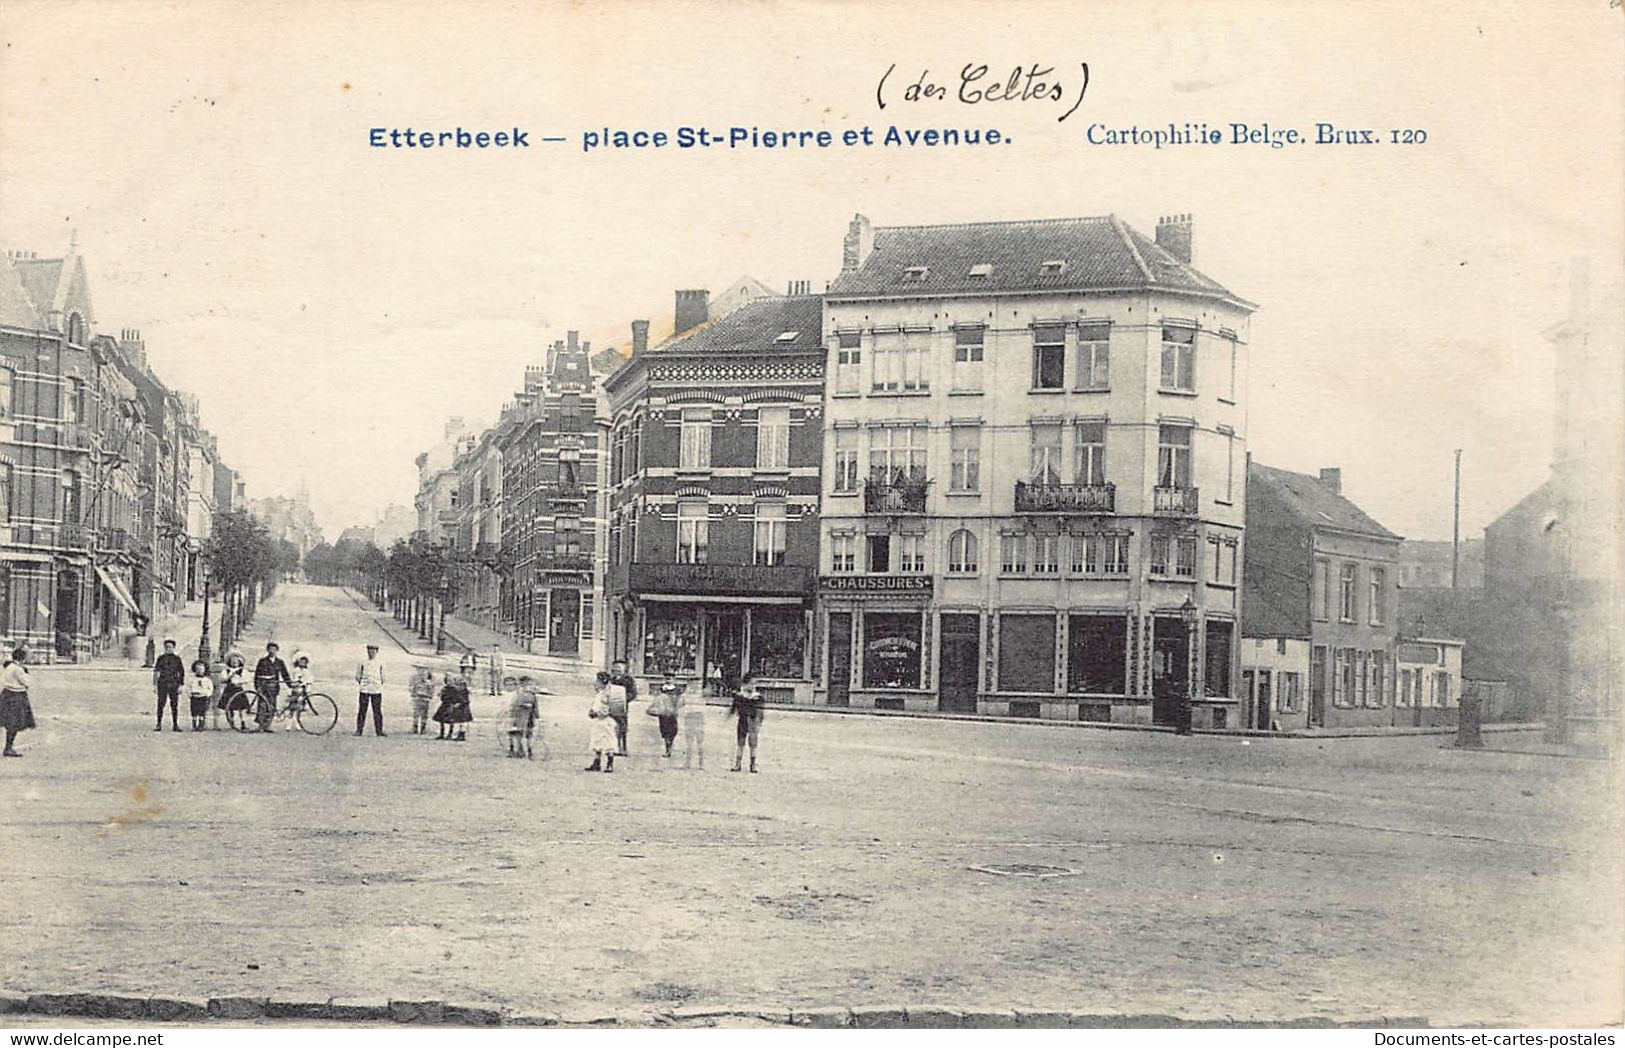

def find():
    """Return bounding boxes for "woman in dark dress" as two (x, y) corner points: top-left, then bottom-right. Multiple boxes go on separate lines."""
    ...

(1, 646), (37, 757)
(432, 672), (473, 741)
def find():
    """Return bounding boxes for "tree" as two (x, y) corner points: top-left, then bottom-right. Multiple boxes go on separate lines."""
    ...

(202, 509), (275, 653)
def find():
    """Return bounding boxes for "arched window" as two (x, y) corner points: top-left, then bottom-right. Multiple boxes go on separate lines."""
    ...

(948, 528), (978, 574)
(0, 463), (11, 524)
(66, 312), (86, 345)
(0, 367), (12, 418)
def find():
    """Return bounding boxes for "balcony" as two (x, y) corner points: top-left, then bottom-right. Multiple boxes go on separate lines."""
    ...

(1153, 485), (1200, 516)
(61, 422), (93, 451)
(97, 527), (134, 554)
(863, 477), (930, 514)
(547, 482), (589, 505)
(539, 551), (593, 573)
(628, 561), (813, 598)
(57, 523), (93, 550)
(1014, 480), (1116, 514)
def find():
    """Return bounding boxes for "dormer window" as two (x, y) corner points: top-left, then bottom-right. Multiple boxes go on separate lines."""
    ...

(902, 265), (929, 283)
(774, 330), (799, 343)
(967, 263), (992, 279)
(1040, 260), (1066, 276)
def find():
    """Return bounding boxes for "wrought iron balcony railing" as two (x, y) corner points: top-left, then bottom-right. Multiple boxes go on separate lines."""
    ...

(1153, 485), (1200, 515)
(863, 477), (930, 514)
(1014, 480), (1116, 514)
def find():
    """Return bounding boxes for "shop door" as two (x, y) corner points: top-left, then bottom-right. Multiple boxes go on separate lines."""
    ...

(1150, 617), (1188, 726)
(55, 570), (80, 659)
(938, 614), (980, 713)
(827, 613), (851, 707)
(703, 609), (744, 689)
(549, 588), (579, 654)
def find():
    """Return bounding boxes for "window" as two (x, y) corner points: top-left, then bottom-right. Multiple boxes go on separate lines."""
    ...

(0, 463), (10, 524)
(644, 605), (698, 674)
(632, 419), (642, 471)
(1000, 533), (1027, 574)
(676, 502), (708, 564)
(1339, 563), (1357, 622)
(1074, 421), (1106, 486)
(1208, 538), (1236, 584)
(0, 565), (9, 635)
(749, 607), (806, 679)
(1313, 559), (1330, 621)
(999, 614), (1057, 693)
(554, 514), (581, 555)
(1205, 620), (1233, 696)
(559, 447), (580, 487)
(949, 426), (980, 492)
(898, 534), (925, 573)
(0, 367), (11, 418)
(947, 529), (978, 574)
(1032, 533), (1059, 574)
(833, 428), (860, 493)
(1149, 533), (1170, 575)
(609, 524), (621, 566)
(1369, 651), (1387, 707)
(1029, 423), (1063, 485)
(867, 534), (891, 573)
(1220, 429), (1235, 502)
(1331, 648), (1349, 707)
(1160, 326), (1196, 392)
(873, 332), (927, 392)
(1032, 324), (1065, 390)
(679, 408), (712, 470)
(756, 406), (790, 469)
(65, 379), (84, 424)
(753, 503), (787, 566)
(1067, 615), (1127, 694)
(1175, 535), (1197, 578)
(1276, 671), (1303, 713)
(869, 426), (927, 484)
(967, 263), (992, 279)
(830, 533), (856, 572)
(1076, 323), (1110, 390)
(1072, 532), (1097, 575)
(863, 611), (923, 689)
(1369, 568), (1386, 625)
(1224, 332), (1238, 401)
(1157, 425), (1192, 488)
(953, 327), (985, 392)
(62, 470), (83, 524)
(775, 330), (799, 344)
(836, 331), (862, 394)
(1040, 259), (1067, 276)
(902, 265), (929, 282)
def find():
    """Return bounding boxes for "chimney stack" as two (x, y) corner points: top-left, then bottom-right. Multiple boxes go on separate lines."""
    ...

(841, 213), (875, 273)
(118, 328), (146, 369)
(674, 289), (709, 337)
(566, 329), (579, 354)
(1155, 213), (1193, 265)
(631, 319), (649, 356)
(1318, 467), (1342, 495)
(787, 279), (813, 295)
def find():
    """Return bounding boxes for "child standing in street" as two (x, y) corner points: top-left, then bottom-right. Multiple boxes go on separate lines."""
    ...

(187, 659), (213, 731)
(282, 652), (315, 731)
(433, 672), (472, 741)
(507, 675), (542, 759)
(409, 664), (436, 735)
(652, 670), (685, 759)
(585, 671), (619, 772)
(728, 675), (766, 774)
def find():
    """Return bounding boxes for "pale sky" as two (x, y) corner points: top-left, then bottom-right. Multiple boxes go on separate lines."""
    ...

(2, 0), (1621, 542)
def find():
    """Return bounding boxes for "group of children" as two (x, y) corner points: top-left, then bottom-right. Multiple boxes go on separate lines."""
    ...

(176, 646), (316, 731)
(408, 663), (541, 757)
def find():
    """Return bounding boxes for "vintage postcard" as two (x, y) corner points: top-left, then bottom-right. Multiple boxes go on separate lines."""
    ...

(1, 0), (1621, 1039)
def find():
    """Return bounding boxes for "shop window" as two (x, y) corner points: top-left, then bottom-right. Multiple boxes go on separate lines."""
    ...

(998, 613), (1055, 693)
(748, 607), (806, 679)
(1068, 614), (1127, 695)
(862, 612), (922, 689)
(1204, 619), (1233, 696)
(643, 606), (698, 674)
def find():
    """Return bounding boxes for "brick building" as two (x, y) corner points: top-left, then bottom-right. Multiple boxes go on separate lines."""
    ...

(604, 291), (824, 700)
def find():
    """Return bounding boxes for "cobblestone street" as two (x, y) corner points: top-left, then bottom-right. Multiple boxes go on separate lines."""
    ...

(2, 585), (1619, 1027)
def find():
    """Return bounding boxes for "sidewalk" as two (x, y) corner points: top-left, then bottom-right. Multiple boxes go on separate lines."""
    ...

(339, 590), (593, 681)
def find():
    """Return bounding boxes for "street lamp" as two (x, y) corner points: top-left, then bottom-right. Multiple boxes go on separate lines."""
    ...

(198, 558), (213, 664)
(1178, 595), (1199, 736)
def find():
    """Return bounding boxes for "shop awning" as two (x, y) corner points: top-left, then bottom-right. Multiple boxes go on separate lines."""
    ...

(94, 564), (140, 616)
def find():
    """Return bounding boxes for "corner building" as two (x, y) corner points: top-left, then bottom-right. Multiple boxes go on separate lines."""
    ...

(818, 214), (1254, 725)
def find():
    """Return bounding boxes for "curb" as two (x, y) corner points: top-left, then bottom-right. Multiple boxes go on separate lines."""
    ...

(0, 990), (1437, 1028)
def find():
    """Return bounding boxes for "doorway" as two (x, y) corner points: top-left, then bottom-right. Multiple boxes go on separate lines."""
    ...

(827, 612), (851, 707)
(1150, 616), (1189, 726)
(938, 613), (980, 713)
(703, 609), (744, 689)
(1253, 669), (1273, 729)
(55, 569), (80, 660)
(549, 588), (579, 655)
(1309, 646), (1328, 727)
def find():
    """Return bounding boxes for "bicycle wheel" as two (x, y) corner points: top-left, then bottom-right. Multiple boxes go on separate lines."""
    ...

(228, 691), (262, 733)
(296, 692), (339, 736)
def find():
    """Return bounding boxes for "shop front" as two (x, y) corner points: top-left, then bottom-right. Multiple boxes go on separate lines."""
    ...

(819, 575), (934, 711)
(626, 563), (814, 703)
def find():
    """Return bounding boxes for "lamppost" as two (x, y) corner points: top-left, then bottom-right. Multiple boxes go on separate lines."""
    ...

(197, 557), (213, 664)
(436, 576), (450, 654)
(1177, 595), (1199, 736)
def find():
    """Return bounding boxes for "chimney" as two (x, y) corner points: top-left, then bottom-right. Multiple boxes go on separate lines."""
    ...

(841, 213), (875, 273)
(1318, 467), (1342, 495)
(119, 328), (146, 369)
(786, 279), (812, 296)
(674, 289), (709, 337)
(566, 329), (579, 354)
(1155, 213), (1193, 265)
(631, 319), (649, 355)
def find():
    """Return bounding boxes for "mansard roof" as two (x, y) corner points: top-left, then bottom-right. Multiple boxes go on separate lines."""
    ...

(828, 215), (1249, 306)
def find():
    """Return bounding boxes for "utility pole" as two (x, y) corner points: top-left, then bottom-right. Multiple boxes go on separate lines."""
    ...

(1452, 449), (1462, 589)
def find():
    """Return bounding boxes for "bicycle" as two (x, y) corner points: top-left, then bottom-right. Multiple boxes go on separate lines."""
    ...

(228, 684), (339, 736)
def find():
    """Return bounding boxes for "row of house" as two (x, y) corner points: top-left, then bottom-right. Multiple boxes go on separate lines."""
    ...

(0, 239), (246, 661)
(415, 212), (1475, 730)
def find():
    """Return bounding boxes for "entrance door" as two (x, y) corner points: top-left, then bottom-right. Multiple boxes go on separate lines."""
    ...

(1150, 617), (1188, 726)
(938, 614), (980, 713)
(549, 588), (579, 655)
(703, 609), (744, 689)
(827, 612), (852, 707)
(1309, 646), (1327, 728)
(1255, 669), (1273, 730)
(55, 570), (80, 660)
